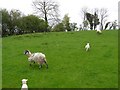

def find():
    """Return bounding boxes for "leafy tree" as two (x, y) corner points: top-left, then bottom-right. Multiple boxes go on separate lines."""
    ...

(0, 9), (10, 25)
(1, 8), (49, 36)
(1, 9), (23, 36)
(62, 14), (71, 31)
(85, 12), (99, 30)
(70, 22), (77, 31)
(93, 12), (100, 30)
(9, 9), (22, 34)
(85, 12), (94, 30)
(0, 9), (10, 36)
(19, 15), (48, 33)
(82, 20), (89, 30)
(52, 23), (64, 32)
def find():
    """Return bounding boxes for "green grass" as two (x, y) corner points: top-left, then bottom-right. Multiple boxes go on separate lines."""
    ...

(2, 30), (118, 88)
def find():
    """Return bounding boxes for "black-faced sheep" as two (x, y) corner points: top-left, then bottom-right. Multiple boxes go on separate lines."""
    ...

(24, 50), (48, 69)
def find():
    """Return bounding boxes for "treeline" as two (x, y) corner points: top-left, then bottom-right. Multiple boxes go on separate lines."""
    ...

(0, 8), (118, 37)
(0, 9), (80, 37)
(0, 9), (49, 37)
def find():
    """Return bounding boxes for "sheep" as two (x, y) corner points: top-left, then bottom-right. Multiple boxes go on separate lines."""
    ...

(24, 50), (48, 69)
(21, 79), (28, 90)
(85, 43), (90, 51)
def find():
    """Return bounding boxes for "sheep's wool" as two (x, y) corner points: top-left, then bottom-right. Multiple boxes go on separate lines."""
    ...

(28, 53), (46, 64)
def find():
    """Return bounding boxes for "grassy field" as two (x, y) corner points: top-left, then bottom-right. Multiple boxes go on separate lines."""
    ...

(2, 30), (118, 88)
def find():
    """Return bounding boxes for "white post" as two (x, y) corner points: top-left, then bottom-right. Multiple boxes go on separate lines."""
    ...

(118, 1), (120, 29)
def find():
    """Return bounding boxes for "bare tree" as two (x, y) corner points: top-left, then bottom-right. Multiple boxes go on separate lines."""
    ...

(81, 7), (89, 21)
(81, 7), (89, 30)
(99, 8), (108, 30)
(32, 0), (60, 26)
(93, 9), (100, 30)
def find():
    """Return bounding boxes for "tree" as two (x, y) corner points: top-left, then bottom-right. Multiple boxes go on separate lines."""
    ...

(70, 22), (77, 31)
(1, 8), (51, 36)
(112, 20), (117, 30)
(85, 12), (99, 30)
(0, 9), (10, 25)
(81, 8), (88, 23)
(0, 9), (10, 36)
(52, 23), (64, 32)
(81, 7), (89, 20)
(104, 22), (110, 30)
(62, 14), (71, 31)
(82, 20), (89, 30)
(81, 7), (89, 30)
(85, 12), (94, 30)
(19, 15), (48, 33)
(9, 9), (22, 34)
(99, 8), (108, 30)
(93, 12), (100, 30)
(32, 0), (60, 28)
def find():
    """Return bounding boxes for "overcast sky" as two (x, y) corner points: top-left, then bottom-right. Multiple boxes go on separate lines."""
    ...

(0, 0), (119, 26)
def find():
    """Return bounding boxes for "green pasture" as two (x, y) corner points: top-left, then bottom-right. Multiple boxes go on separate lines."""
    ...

(2, 30), (118, 88)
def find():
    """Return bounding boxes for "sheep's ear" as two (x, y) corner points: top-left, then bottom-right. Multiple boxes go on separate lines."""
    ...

(25, 79), (28, 81)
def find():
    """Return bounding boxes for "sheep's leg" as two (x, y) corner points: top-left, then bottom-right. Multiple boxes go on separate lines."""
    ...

(33, 61), (35, 64)
(29, 62), (32, 66)
(44, 61), (48, 69)
(29, 61), (35, 66)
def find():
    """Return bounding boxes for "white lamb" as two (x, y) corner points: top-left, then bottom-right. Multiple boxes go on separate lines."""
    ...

(85, 43), (90, 51)
(21, 79), (28, 90)
(24, 50), (48, 69)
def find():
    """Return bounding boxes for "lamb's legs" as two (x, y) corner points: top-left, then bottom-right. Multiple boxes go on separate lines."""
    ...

(30, 61), (35, 66)
(39, 64), (42, 69)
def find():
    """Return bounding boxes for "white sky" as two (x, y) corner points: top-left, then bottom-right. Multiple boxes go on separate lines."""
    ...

(0, 0), (119, 26)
